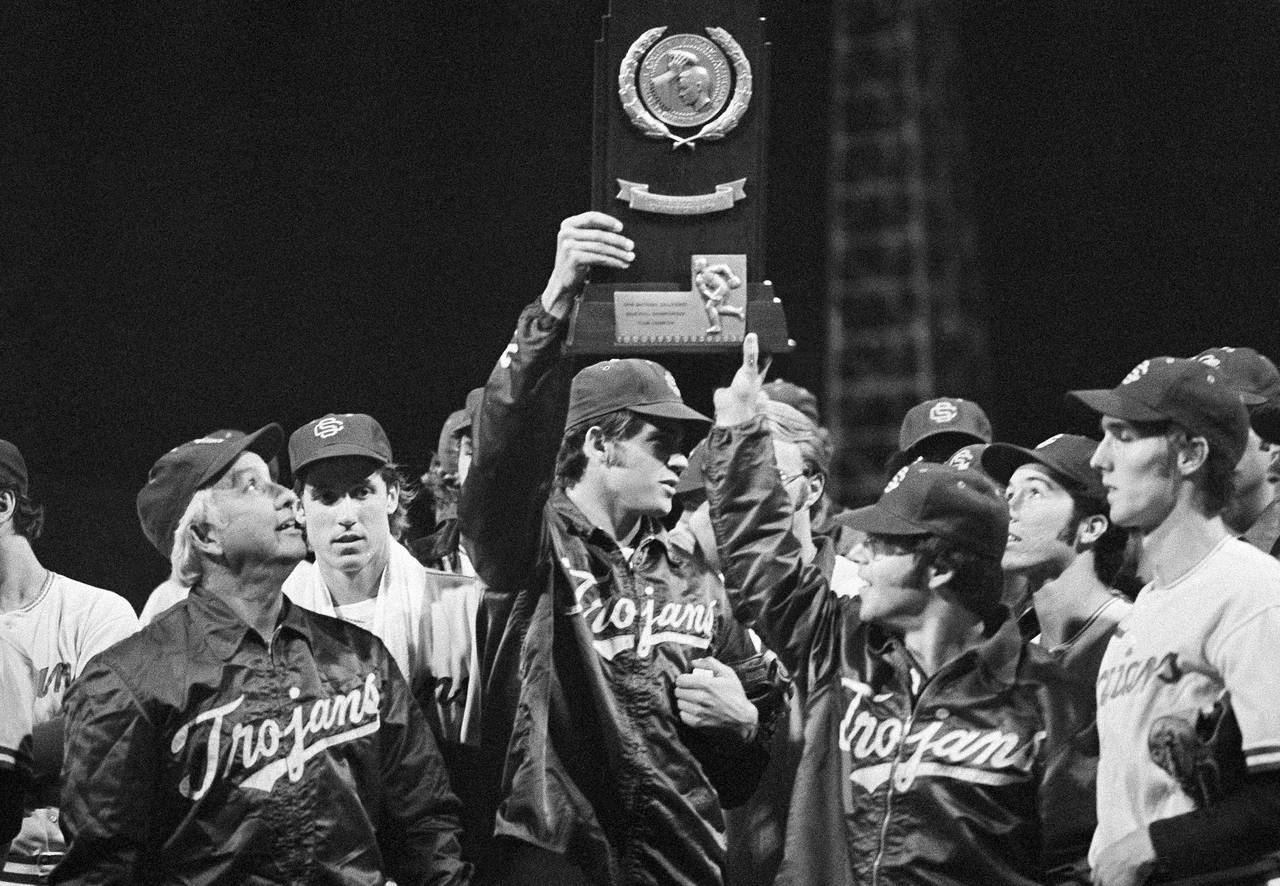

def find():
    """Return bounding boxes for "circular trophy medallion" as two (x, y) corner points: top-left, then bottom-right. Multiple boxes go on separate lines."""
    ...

(638, 33), (731, 128)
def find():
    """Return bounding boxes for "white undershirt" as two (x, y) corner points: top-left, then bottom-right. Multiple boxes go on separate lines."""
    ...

(334, 597), (377, 633)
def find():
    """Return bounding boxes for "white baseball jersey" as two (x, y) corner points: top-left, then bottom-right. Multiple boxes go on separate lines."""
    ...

(1089, 537), (1280, 865)
(0, 632), (33, 777)
(1, 572), (137, 881)
(137, 577), (189, 625)
(284, 539), (481, 745)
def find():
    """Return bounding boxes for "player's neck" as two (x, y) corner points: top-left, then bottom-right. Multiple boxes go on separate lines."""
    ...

(0, 536), (48, 613)
(1141, 503), (1229, 588)
(201, 560), (289, 641)
(900, 599), (985, 677)
(566, 481), (642, 545)
(1031, 554), (1117, 647)
(1223, 479), (1275, 536)
(319, 554), (388, 606)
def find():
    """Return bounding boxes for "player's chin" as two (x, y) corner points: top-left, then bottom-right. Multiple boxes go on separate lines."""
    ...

(643, 496), (674, 518)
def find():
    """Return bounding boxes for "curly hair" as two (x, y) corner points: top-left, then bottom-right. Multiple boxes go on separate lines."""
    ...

(1, 484), (44, 542)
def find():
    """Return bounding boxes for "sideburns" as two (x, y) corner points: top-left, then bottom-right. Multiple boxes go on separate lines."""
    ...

(1158, 433), (1187, 480)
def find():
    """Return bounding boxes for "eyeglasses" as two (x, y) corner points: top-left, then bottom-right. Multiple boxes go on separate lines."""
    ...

(865, 537), (919, 559)
(777, 469), (809, 486)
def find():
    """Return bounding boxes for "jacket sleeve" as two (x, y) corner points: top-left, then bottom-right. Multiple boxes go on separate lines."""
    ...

(703, 415), (846, 693)
(52, 659), (162, 885)
(458, 300), (574, 594)
(1036, 667), (1098, 886)
(377, 652), (471, 886)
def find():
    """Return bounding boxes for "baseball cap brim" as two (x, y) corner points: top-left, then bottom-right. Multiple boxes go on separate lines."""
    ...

(836, 502), (929, 538)
(979, 443), (1043, 487)
(628, 400), (712, 426)
(201, 424), (284, 488)
(1067, 389), (1170, 422)
(907, 428), (987, 453)
(292, 442), (388, 476)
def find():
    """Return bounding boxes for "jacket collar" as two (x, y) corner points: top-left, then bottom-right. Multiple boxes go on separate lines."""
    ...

(866, 604), (1023, 688)
(813, 534), (838, 582)
(549, 488), (672, 557)
(188, 583), (312, 661)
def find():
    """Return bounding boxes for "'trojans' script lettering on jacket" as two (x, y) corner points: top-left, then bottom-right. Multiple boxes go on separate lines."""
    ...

(838, 678), (1043, 792)
(172, 672), (382, 800)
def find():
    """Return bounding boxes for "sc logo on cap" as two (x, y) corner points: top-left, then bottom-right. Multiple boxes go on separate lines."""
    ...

(1122, 360), (1151, 385)
(929, 401), (958, 424)
(314, 417), (345, 439)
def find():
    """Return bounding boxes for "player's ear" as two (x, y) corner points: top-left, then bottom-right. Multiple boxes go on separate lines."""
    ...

(1177, 435), (1209, 477)
(1076, 513), (1109, 547)
(189, 518), (222, 558)
(582, 426), (610, 467)
(801, 472), (825, 512)
(386, 482), (400, 515)
(0, 489), (15, 526)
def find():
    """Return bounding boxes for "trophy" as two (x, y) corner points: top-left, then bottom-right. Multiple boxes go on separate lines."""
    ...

(565, 0), (793, 355)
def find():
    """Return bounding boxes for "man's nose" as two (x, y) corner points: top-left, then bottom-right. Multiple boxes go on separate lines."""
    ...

(275, 485), (299, 509)
(848, 538), (871, 565)
(1090, 441), (1109, 471)
(668, 452), (689, 473)
(336, 496), (358, 523)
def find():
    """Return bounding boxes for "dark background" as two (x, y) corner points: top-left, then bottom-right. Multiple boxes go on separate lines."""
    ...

(3, 1), (1280, 608)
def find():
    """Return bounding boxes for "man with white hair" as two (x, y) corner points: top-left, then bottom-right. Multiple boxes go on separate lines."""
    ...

(54, 427), (468, 885)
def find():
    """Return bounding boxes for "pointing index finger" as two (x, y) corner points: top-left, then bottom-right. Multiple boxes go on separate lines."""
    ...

(743, 332), (759, 374)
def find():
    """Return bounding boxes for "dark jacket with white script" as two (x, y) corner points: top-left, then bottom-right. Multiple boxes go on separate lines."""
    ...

(459, 301), (785, 886)
(53, 586), (469, 886)
(704, 417), (1095, 886)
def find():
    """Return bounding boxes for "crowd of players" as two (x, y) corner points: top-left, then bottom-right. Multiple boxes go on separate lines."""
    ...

(3, 210), (1280, 885)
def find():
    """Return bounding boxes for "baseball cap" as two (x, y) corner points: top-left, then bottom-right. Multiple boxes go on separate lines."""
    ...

(1068, 357), (1249, 464)
(0, 440), (29, 494)
(945, 443), (991, 476)
(565, 359), (709, 432)
(837, 461), (1008, 559)
(1194, 347), (1280, 443)
(1193, 347), (1280, 405)
(289, 413), (393, 477)
(899, 398), (993, 454)
(137, 425), (284, 558)
(981, 434), (1106, 504)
